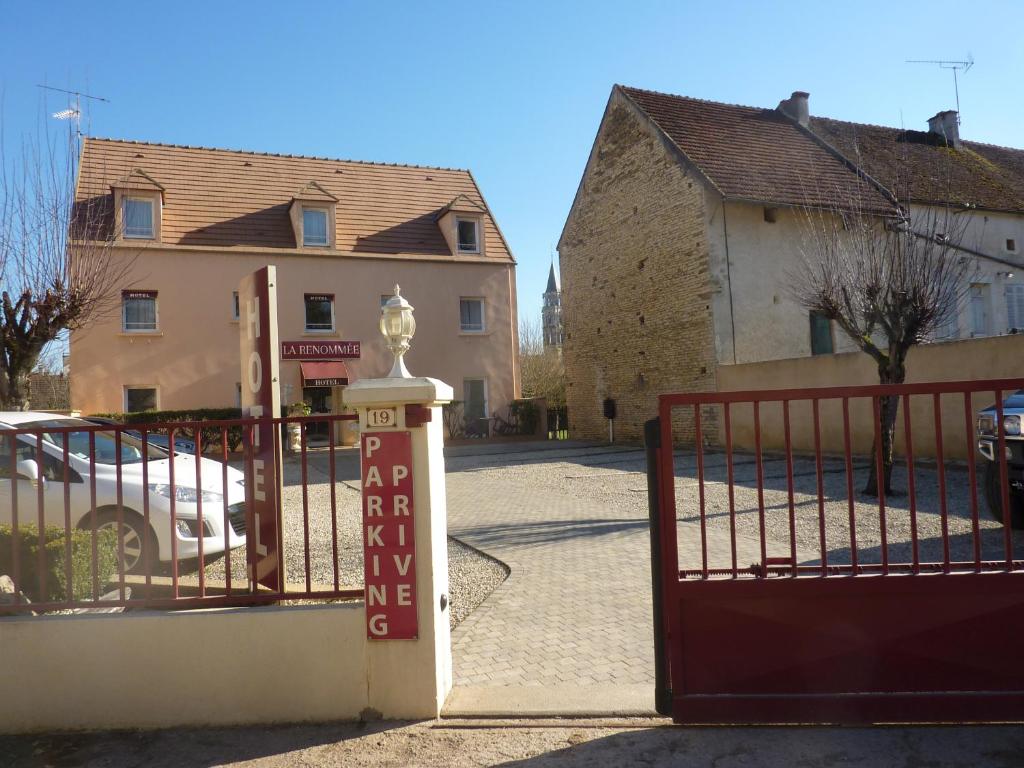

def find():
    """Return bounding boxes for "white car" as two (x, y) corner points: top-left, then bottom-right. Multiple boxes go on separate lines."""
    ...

(0, 413), (247, 574)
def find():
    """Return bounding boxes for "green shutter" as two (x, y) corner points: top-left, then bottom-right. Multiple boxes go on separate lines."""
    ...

(810, 312), (834, 355)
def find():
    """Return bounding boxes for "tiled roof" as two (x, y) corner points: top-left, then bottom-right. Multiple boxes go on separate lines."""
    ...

(619, 86), (1024, 215)
(619, 86), (895, 213)
(76, 138), (513, 261)
(808, 117), (1024, 213)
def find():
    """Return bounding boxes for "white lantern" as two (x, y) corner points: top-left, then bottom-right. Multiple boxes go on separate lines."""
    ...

(380, 284), (416, 378)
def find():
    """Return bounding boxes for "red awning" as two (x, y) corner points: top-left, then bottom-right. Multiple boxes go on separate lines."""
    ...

(299, 361), (350, 387)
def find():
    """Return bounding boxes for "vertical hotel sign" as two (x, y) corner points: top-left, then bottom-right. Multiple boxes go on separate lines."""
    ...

(362, 430), (417, 639)
(238, 266), (284, 591)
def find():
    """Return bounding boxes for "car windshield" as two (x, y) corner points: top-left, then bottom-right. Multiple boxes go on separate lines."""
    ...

(15, 419), (169, 465)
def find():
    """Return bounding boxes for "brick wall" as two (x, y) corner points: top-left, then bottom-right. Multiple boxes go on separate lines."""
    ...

(560, 95), (718, 442)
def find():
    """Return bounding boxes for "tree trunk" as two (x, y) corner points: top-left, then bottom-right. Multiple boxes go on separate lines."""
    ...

(863, 361), (904, 496)
(0, 367), (32, 411)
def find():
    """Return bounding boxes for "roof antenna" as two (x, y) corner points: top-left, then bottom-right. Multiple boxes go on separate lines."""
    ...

(36, 84), (110, 136)
(905, 55), (973, 124)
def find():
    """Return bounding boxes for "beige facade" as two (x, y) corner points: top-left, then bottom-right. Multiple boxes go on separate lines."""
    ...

(560, 86), (1024, 442)
(70, 139), (519, 426)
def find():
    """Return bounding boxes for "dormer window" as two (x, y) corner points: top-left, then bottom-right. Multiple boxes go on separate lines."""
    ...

(123, 197), (155, 239)
(457, 218), (480, 253)
(111, 169), (163, 243)
(289, 182), (338, 249)
(303, 208), (329, 247)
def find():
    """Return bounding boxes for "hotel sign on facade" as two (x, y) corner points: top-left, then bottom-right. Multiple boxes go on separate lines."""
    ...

(281, 340), (361, 360)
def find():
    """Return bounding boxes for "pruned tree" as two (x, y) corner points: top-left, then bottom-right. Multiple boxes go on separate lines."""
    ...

(794, 200), (974, 495)
(0, 120), (131, 409)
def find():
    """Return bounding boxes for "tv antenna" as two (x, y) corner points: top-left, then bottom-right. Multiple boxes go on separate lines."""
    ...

(36, 84), (109, 135)
(906, 56), (973, 123)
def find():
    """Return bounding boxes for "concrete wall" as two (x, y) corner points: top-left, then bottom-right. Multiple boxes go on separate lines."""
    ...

(0, 604), (371, 733)
(69, 248), (519, 419)
(559, 91), (717, 442)
(715, 334), (1024, 460)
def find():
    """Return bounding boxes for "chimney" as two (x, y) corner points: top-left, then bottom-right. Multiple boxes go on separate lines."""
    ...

(927, 110), (960, 148)
(777, 91), (810, 127)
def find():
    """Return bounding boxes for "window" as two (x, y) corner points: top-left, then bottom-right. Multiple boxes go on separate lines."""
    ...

(460, 298), (485, 332)
(235, 382), (242, 409)
(970, 283), (990, 337)
(122, 290), (158, 332)
(463, 378), (488, 436)
(232, 291), (240, 320)
(935, 301), (959, 340)
(303, 208), (329, 246)
(763, 207), (778, 224)
(304, 293), (335, 332)
(456, 218), (479, 253)
(1008, 239), (1017, 253)
(124, 387), (158, 413)
(809, 312), (833, 355)
(1007, 284), (1024, 331)
(123, 197), (154, 239)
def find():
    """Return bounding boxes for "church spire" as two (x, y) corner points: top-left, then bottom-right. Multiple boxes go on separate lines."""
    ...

(545, 261), (559, 294)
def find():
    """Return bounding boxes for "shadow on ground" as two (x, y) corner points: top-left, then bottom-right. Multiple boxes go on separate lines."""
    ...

(5, 720), (1024, 767)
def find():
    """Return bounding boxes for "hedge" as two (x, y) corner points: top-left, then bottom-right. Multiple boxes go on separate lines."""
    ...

(0, 523), (118, 603)
(90, 408), (245, 452)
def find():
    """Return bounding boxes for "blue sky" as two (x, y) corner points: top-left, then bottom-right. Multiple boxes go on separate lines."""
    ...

(3, 0), (1022, 326)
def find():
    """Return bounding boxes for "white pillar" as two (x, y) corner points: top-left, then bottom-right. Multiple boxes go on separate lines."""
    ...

(343, 376), (453, 718)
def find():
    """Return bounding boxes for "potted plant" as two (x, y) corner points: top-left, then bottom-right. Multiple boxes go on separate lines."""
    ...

(287, 401), (312, 451)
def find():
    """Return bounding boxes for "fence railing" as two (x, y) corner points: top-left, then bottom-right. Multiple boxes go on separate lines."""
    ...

(0, 413), (361, 614)
(658, 378), (1024, 580)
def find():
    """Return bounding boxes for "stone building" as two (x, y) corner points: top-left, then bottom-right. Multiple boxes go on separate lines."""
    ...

(542, 262), (563, 349)
(558, 85), (1024, 441)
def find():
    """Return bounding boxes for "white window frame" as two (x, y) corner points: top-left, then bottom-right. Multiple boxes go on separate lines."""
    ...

(459, 297), (485, 333)
(122, 292), (159, 333)
(122, 196), (155, 239)
(1007, 284), (1024, 331)
(123, 385), (159, 413)
(304, 293), (336, 333)
(969, 283), (991, 337)
(302, 207), (330, 247)
(456, 217), (480, 254)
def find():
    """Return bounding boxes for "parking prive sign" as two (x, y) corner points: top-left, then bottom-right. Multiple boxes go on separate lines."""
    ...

(361, 430), (418, 639)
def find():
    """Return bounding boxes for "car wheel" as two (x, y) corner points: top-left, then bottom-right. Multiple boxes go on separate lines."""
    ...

(92, 509), (158, 576)
(983, 462), (1024, 529)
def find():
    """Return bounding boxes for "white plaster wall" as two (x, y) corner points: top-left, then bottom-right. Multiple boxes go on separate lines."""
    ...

(0, 604), (369, 733)
(708, 199), (1024, 365)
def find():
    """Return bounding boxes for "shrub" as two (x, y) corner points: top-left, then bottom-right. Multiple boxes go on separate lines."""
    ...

(0, 523), (118, 603)
(509, 399), (540, 435)
(89, 408), (245, 452)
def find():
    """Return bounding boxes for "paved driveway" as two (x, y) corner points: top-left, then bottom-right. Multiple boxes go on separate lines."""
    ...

(444, 442), (661, 689)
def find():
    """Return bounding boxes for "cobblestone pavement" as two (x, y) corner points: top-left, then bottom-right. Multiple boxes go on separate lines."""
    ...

(443, 441), (1021, 689)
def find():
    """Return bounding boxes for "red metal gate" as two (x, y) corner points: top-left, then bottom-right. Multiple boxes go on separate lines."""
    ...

(646, 378), (1024, 724)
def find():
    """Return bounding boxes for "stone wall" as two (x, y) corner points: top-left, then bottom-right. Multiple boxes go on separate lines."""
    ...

(559, 92), (717, 442)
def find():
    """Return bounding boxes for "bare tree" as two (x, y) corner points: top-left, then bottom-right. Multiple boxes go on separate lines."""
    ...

(519, 316), (566, 407)
(794, 201), (975, 495)
(0, 120), (131, 409)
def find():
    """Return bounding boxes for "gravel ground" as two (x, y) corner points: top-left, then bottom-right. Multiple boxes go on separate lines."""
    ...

(202, 452), (508, 630)
(668, 449), (1021, 571)
(440, 442), (1022, 573)
(6, 718), (1024, 767)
